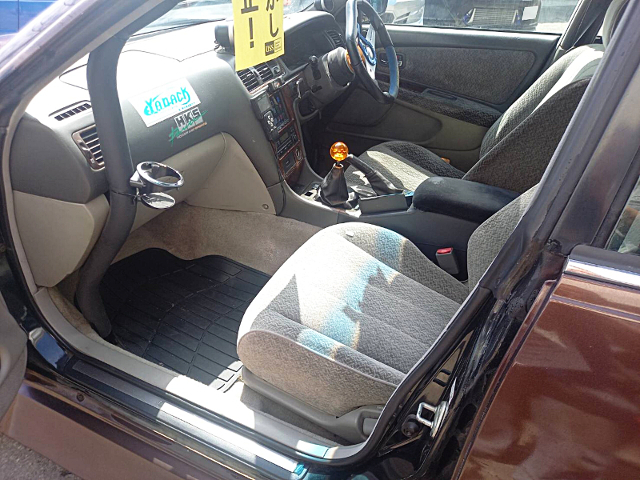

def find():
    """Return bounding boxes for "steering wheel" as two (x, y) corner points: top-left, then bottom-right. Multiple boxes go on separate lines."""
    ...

(344, 0), (399, 104)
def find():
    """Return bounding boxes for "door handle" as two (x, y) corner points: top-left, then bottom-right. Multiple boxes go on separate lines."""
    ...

(379, 52), (404, 69)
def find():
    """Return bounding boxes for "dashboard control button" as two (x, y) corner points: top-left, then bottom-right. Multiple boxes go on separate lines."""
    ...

(265, 111), (275, 128)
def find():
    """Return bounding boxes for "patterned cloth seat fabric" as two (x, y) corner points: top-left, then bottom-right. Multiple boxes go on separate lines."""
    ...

(346, 43), (604, 194)
(238, 0), (628, 423)
(238, 187), (537, 417)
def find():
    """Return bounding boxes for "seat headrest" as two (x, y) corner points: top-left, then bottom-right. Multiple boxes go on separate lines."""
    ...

(603, 0), (629, 47)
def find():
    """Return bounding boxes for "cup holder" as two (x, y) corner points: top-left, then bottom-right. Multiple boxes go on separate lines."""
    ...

(130, 161), (184, 210)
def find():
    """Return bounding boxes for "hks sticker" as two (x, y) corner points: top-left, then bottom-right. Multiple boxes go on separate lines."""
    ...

(169, 107), (208, 145)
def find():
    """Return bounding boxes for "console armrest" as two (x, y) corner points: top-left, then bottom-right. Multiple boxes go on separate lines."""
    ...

(412, 177), (519, 224)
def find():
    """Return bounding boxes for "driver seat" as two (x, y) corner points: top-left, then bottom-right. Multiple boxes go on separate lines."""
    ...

(346, 0), (627, 193)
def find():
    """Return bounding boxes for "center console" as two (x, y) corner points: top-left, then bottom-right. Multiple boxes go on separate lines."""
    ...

(243, 59), (520, 282)
(250, 77), (305, 183)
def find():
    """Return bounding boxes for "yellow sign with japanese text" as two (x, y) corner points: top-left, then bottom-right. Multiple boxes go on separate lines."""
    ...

(232, 0), (284, 70)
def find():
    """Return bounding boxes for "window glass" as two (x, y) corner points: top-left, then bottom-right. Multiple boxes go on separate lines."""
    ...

(0, 0), (57, 35)
(382, 0), (582, 34)
(140, 0), (313, 34)
(607, 180), (640, 255)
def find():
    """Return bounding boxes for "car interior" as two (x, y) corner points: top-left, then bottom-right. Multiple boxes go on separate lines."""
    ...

(2, 0), (629, 465)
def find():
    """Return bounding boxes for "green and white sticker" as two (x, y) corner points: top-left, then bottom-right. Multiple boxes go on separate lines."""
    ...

(130, 78), (200, 127)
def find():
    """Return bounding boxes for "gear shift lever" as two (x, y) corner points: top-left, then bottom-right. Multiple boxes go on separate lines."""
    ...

(319, 142), (350, 206)
(319, 141), (403, 207)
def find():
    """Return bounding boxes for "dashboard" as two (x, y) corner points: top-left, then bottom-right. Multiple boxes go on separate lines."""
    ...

(11, 11), (345, 206)
(9, 11), (347, 288)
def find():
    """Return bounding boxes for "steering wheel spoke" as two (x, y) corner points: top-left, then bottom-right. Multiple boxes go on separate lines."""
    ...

(365, 27), (377, 79)
(345, 0), (398, 104)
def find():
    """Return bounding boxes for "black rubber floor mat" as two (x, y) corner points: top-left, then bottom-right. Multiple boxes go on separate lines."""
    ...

(100, 249), (270, 391)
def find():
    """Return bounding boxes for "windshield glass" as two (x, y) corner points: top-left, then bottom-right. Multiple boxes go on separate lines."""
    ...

(141, 0), (312, 32)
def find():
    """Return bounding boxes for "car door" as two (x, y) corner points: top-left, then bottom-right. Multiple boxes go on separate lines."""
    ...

(0, 290), (26, 420)
(456, 192), (640, 478)
(321, 0), (582, 172)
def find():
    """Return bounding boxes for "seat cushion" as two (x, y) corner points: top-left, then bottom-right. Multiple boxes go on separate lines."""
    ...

(237, 185), (539, 418)
(346, 141), (464, 192)
(237, 223), (465, 416)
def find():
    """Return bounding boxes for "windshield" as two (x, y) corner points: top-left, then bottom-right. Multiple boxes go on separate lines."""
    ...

(141, 0), (313, 32)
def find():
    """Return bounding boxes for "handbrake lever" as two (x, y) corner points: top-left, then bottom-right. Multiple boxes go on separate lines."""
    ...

(346, 154), (403, 196)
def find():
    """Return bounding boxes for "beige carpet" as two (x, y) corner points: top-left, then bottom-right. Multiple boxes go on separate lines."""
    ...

(51, 207), (343, 443)
(116, 204), (321, 275)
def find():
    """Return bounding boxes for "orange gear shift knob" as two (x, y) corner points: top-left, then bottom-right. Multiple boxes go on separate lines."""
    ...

(330, 142), (349, 163)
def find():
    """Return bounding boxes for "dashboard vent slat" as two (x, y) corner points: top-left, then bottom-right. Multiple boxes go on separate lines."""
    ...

(255, 63), (274, 82)
(72, 125), (104, 170)
(327, 30), (345, 48)
(52, 102), (91, 121)
(237, 68), (260, 91)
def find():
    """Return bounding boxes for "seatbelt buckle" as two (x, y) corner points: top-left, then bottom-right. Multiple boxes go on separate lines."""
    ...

(436, 247), (459, 275)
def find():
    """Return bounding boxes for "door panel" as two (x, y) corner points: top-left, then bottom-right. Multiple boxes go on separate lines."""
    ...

(0, 293), (26, 420)
(326, 87), (487, 171)
(323, 27), (559, 171)
(381, 45), (535, 105)
(379, 26), (560, 109)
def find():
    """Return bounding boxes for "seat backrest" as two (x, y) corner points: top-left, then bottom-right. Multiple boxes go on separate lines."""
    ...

(461, 45), (603, 193)
(466, 185), (538, 290)
(461, 0), (629, 194)
(480, 45), (602, 160)
(603, 0), (629, 47)
(463, 0), (630, 291)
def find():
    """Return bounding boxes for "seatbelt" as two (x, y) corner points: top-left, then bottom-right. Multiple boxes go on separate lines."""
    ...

(551, 0), (608, 65)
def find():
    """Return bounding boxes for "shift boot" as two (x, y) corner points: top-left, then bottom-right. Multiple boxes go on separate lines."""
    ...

(319, 163), (349, 206)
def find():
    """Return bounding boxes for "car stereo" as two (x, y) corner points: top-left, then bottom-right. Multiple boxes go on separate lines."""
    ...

(275, 125), (298, 158)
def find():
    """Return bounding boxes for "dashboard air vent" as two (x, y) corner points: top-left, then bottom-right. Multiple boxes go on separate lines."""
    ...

(52, 102), (91, 121)
(72, 125), (104, 170)
(237, 68), (260, 91)
(255, 63), (274, 82)
(327, 30), (345, 48)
